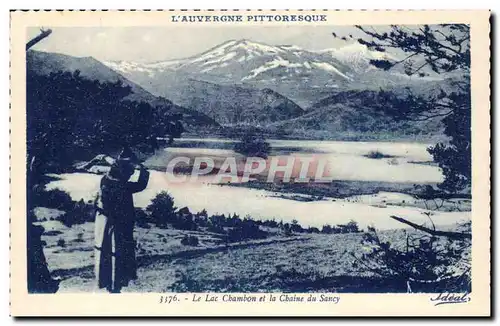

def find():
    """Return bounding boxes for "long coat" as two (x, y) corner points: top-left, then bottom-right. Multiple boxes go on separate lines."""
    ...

(94, 168), (150, 292)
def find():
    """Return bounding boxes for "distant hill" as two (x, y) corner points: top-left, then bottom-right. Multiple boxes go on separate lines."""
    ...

(98, 39), (462, 140)
(27, 50), (219, 128)
(271, 87), (447, 141)
(154, 77), (305, 125)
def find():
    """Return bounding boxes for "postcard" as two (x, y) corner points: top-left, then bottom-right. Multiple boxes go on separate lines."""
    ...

(10, 10), (490, 316)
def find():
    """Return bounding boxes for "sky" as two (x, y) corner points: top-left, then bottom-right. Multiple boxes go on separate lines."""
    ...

(26, 25), (375, 62)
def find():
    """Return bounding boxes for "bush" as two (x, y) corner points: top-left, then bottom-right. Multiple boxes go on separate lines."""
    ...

(227, 221), (267, 242)
(321, 224), (333, 234)
(57, 199), (95, 227)
(364, 150), (394, 159)
(33, 188), (74, 210)
(225, 214), (243, 227)
(351, 224), (471, 293)
(146, 191), (176, 228)
(74, 232), (85, 243)
(338, 220), (360, 233)
(234, 132), (271, 158)
(290, 219), (303, 233)
(174, 213), (198, 231)
(282, 223), (293, 236)
(180, 235), (199, 246)
(261, 219), (279, 228)
(135, 208), (150, 228)
(56, 238), (66, 247)
(306, 227), (320, 234)
(193, 211), (209, 228)
(207, 214), (226, 234)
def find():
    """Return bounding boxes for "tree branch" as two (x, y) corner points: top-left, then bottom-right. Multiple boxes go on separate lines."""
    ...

(389, 215), (471, 240)
(26, 28), (52, 51)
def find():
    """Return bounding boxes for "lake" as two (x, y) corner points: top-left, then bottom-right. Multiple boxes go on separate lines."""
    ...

(46, 138), (470, 230)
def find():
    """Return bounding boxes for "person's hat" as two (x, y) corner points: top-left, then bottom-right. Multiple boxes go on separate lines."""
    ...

(118, 147), (137, 162)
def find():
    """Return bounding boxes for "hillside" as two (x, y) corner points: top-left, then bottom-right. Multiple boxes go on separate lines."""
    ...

(271, 87), (447, 141)
(27, 50), (219, 129)
(158, 78), (305, 125)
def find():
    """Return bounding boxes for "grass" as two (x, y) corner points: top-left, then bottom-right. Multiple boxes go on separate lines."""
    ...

(42, 218), (469, 293)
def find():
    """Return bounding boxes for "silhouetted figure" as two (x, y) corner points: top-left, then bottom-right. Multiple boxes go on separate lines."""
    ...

(93, 149), (150, 293)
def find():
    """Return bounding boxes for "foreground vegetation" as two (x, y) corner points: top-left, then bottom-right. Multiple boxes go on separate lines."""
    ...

(33, 187), (470, 293)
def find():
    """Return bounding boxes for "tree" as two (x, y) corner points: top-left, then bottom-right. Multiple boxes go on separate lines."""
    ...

(351, 219), (471, 293)
(233, 132), (271, 158)
(26, 69), (179, 170)
(340, 25), (471, 193)
(146, 191), (177, 227)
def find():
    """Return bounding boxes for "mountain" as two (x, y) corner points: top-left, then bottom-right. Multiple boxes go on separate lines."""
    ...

(149, 78), (304, 125)
(104, 39), (443, 108)
(27, 50), (157, 103)
(318, 43), (397, 73)
(271, 89), (445, 141)
(27, 50), (219, 128)
(105, 39), (352, 84)
(270, 79), (456, 140)
(104, 39), (356, 108)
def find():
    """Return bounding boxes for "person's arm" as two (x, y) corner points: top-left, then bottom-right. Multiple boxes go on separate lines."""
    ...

(127, 164), (150, 193)
(75, 154), (115, 170)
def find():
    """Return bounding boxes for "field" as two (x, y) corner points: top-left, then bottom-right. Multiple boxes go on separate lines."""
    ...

(36, 216), (467, 293)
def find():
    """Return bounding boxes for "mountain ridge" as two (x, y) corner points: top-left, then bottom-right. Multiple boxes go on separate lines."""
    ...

(26, 50), (220, 128)
(103, 39), (444, 108)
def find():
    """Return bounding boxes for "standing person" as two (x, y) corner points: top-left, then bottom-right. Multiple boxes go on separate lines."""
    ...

(93, 151), (150, 293)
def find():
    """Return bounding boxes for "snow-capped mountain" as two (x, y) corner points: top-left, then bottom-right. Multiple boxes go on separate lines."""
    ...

(103, 39), (438, 108)
(104, 59), (183, 78)
(104, 39), (355, 87)
(318, 43), (397, 73)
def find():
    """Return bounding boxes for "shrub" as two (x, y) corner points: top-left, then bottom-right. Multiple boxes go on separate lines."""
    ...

(227, 221), (267, 242)
(206, 214), (226, 233)
(290, 219), (304, 233)
(146, 191), (176, 228)
(364, 150), (394, 159)
(321, 224), (333, 234)
(338, 220), (360, 233)
(234, 132), (271, 158)
(307, 227), (320, 234)
(135, 207), (148, 221)
(56, 238), (66, 247)
(34, 188), (74, 210)
(180, 235), (199, 246)
(282, 223), (293, 236)
(135, 208), (150, 228)
(56, 199), (95, 227)
(174, 213), (198, 231)
(261, 219), (279, 228)
(351, 224), (471, 293)
(225, 214), (243, 227)
(74, 232), (85, 243)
